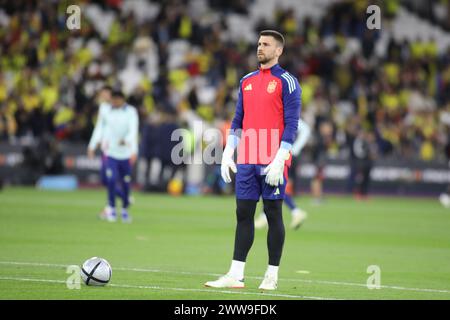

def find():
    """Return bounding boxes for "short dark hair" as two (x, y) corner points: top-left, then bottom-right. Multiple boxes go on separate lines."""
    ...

(111, 89), (125, 99)
(101, 85), (113, 92)
(259, 30), (285, 47)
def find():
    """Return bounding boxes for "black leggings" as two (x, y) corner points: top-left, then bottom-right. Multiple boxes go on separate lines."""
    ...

(233, 199), (285, 266)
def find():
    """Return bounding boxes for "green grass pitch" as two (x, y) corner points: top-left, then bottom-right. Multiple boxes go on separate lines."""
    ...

(1, 187), (450, 300)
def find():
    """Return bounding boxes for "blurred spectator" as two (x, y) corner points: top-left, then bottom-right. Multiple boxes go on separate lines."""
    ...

(311, 120), (335, 204)
(0, 0), (450, 193)
(347, 126), (378, 199)
(141, 108), (182, 192)
(17, 134), (65, 185)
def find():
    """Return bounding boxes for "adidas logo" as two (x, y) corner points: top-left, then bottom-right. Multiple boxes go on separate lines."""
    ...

(274, 188), (280, 195)
(244, 84), (252, 91)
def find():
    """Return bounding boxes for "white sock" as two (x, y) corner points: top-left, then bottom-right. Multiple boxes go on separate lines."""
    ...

(266, 265), (279, 279)
(106, 206), (114, 215)
(228, 260), (245, 280)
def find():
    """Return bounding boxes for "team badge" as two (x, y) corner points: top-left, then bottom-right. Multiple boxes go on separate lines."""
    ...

(267, 80), (277, 93)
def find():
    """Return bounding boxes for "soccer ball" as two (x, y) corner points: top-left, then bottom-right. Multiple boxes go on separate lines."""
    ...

(81, 257), (112, 286)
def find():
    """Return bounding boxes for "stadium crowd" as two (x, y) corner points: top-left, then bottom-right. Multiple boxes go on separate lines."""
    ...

(1, 0), (450, 171)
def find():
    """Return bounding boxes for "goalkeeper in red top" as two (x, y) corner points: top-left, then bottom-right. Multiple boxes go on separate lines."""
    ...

(205, 30), (301, 290)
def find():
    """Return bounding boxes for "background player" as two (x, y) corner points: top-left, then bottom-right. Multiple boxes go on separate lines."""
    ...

(88, 86), (130, 218)
(89, 90), (139, 222)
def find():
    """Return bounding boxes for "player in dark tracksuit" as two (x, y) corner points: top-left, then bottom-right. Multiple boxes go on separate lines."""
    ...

(347, 129), (377, 199)
(205, 30), (301, 290)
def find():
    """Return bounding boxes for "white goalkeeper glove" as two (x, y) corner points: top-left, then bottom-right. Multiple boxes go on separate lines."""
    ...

(221, 144), (237, 183)
(263, 147), (290, 186)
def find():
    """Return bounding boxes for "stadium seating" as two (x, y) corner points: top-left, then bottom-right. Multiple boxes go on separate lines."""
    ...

(0, 0), (449, 191)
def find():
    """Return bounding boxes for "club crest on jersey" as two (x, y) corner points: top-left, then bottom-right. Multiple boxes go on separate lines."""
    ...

(267, 80), (277, 93)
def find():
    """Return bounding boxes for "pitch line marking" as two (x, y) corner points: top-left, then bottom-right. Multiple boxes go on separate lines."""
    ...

(0, 276), (335, 300)
(295, 270), (311, 274)
(1, 261), (450, 295)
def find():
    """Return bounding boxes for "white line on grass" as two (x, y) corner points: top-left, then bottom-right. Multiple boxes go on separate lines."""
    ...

(1, 261), (450, 295)
(0, 276), (335, 300)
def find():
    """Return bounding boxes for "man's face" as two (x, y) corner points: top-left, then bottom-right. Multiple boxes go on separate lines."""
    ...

(98, 89), (111, 103)
(257, 35), (283, 64)
(111, 96), (125, 108)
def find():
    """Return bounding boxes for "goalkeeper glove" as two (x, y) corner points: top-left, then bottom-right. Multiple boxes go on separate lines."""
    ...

(221, 144), (237, 183)
(263, 147), (290, 186)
